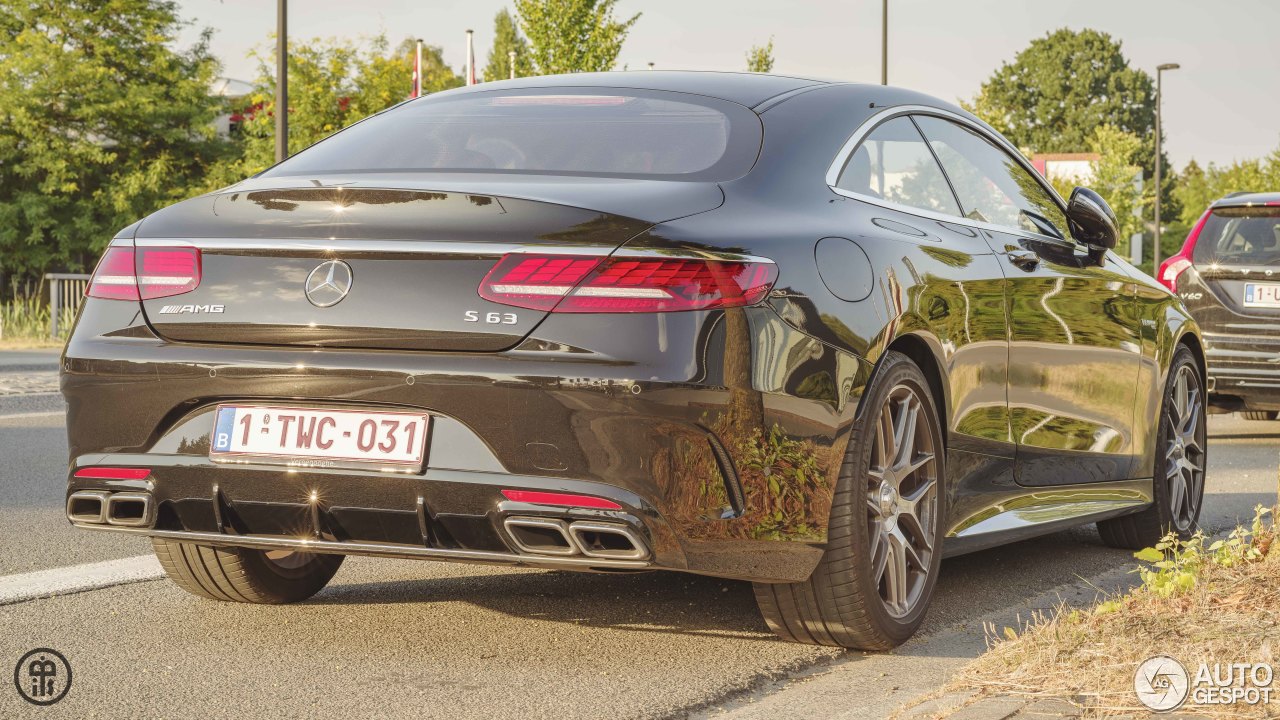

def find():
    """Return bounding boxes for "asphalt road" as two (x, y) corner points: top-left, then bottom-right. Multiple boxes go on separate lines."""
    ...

(0, 406), (1276, 719)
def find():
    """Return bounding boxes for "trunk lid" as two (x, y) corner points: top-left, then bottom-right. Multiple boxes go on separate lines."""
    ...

(134, 181), (720, 351)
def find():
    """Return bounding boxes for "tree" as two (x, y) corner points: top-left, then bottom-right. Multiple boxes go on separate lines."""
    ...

(514, 0), (640, 75)
(1172, 150), (1280, 227)
(203, 35), (462, 189)
(968, 30), (1159, 174)
(745, 37), (774, 73)
(483, 8), (533, 81)
(0, 0), (228, 281)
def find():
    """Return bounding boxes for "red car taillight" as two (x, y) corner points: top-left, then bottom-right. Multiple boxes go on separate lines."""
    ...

(1157, 209), (1211, 293)
(478, 253), (778, 313)
(87, 246), (201, 300)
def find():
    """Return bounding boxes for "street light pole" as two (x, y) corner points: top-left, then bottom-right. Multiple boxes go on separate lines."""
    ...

(881, 0), (888, 85)
(509, 50), (516, 80)
(275, 0), (288, 163)
(415, 39), (423, 97)
(1153, 62), (1180, 272)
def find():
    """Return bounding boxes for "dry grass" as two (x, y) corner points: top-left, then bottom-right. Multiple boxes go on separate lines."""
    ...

(944, 508), (1279, 718)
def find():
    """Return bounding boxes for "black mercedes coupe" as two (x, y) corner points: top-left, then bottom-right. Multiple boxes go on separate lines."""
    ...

(62, 72), (1206, 649)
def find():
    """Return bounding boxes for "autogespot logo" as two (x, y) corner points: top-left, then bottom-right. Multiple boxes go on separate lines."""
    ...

(1135, 655), (1276, 711)
(1134, 655), (1190, 712)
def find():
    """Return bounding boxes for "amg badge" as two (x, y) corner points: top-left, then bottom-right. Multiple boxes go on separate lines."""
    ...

(158, 304), (225, 315)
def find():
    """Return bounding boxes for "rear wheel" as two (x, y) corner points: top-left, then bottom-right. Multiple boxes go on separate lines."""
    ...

(1240, 411), (1278, 421)
(1098, 346), (1206, 549)
(152, 539), (343, 604)
(753, 351), (945, 649)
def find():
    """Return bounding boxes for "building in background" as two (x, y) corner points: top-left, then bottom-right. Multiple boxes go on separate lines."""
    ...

(210, 77), (254, 137)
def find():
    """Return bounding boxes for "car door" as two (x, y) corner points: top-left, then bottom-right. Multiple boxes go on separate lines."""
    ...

(829, 115), (1014, 461)
(914, 115), (1141, 486)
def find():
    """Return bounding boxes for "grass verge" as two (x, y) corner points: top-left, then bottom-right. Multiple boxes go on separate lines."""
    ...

(943, 506), (1278, 718)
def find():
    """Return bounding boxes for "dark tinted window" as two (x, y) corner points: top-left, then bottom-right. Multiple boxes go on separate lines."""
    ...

(915, 116), (1068, 239)
(836, 117), (961, 216)
(262, 89), (761, 181)
(1193, 206), (1280, 264)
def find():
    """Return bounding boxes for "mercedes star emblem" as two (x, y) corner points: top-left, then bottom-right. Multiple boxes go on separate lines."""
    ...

(304, 260), (354, 308)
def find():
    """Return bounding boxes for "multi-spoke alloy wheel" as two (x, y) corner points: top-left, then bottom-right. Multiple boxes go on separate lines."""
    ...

(1165, 365), (1204, 533)
(753, 351), (945, 649)
(1098, 346), (1207, 549)
(866, 385), (938, 618)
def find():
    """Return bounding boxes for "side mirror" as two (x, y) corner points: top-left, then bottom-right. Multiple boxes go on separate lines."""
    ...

(1065, 187), (1119, 252)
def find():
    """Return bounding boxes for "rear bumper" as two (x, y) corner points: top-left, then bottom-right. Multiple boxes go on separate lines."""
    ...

(1204, 332), (1280, 411)
(61, 302), (857, 583)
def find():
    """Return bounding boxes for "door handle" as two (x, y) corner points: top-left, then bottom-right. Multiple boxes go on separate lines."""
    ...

(1005, 249), (1040, 271)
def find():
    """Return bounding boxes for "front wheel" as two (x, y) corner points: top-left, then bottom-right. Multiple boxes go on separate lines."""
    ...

(152, 539), (343, 604)
(1098, 345), (1206, 549)
(753, 351), (945, 649)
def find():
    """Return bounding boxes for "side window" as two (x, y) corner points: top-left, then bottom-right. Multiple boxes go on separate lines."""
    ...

(914, 116), (1069, 239)
(835, 116), (961, 217)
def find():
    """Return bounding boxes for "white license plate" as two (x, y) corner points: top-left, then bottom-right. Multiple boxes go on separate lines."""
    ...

(1244, 282), (1280, 308)
(210, 405), (429, 470)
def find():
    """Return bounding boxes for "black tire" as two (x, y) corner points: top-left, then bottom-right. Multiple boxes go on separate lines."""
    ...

(1240, 411), (1278, 421)
(1098, 345), (1206, 549)
(752, 351), (946, 650)
(152, 539), (343, 604)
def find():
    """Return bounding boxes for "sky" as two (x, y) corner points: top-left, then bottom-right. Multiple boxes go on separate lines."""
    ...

(175, 0), (1280, 170)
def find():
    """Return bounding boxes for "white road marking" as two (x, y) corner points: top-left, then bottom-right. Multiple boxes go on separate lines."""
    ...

(0, 554), (163, 605)
(0, 410), (64, 421)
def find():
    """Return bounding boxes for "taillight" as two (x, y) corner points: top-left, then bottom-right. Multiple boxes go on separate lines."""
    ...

(500, 489), (622, 510)
(87, 246), (201, 300)
(478, 253), (778, 313)
(1157, 209), (1211, 293)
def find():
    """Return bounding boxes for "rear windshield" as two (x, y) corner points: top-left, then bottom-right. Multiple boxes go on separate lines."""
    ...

(262, 88), (762, 182)
(1193, 206), (1280, 265)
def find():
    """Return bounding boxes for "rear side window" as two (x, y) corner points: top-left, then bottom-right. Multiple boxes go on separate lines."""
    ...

(262, 88), (762, 182)
(1193, 207), (1280, 264)
(914, 116), (1068, 239)
(835, 116), (961, 216)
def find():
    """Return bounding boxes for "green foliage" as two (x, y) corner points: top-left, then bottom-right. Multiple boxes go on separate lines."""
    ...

(514, 0), (640, 74)
(202, 35), (462, 189)
(482, 8), (533, 82)
(967, 29), (1157, 176)
(1172, 149), (1280, 227)
(738, 424), (826, 540)
(1133, 505), (1273, 598)
(0, 0), (229, 280)
(745, 37), (774, 73)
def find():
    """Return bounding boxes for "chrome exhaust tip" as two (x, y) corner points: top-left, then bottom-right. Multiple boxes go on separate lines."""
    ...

(503, 517), (578, 556)
(568, 521), (650, 561)
(104, 492), (154, 528)
(67, 490), (111, 525)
